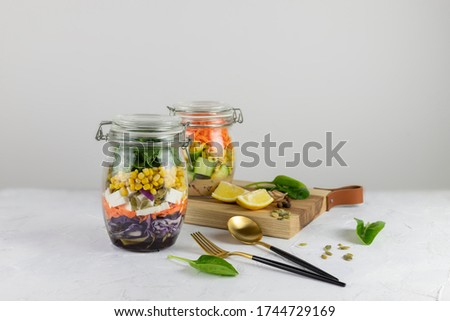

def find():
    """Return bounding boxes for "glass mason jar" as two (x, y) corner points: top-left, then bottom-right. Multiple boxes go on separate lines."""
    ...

(168, 101), (243, 196)
(95, 114), (190, 252)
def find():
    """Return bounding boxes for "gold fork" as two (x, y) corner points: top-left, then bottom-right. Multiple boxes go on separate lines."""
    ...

(191, 232), (345, 287)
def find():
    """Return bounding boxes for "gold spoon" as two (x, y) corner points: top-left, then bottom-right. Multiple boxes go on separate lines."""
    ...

(227, 215), (340, 281)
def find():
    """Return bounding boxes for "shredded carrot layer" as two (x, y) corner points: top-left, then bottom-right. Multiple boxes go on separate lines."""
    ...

(186, 127), (232, 148)
(102, 197), (136, 220)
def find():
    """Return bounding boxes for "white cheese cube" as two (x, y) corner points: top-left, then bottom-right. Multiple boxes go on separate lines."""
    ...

(108, 196), (128, 208)
(105, 189), (121, 201)
(165, 188), (184, 204)
(123, 202), (133, 211)
(136, 206), (158, 216)
(136, 202), (170, 217)
(104, 188), (111, 198)
(159, 202), (170, 211)
(105, 190), (127, 208)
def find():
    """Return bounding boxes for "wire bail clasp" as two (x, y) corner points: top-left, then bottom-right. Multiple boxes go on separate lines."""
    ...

(95, 121), (112, 141)
(167, 106), (176, 116)
(232, 108), (244, 123)
(180, 122), (193, 167)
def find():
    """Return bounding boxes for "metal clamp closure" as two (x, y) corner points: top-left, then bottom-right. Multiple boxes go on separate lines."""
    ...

(167, 106), (176, 116)
(95, 121), (112, 141)
(179, 122), (191, 148)
(232, 108), (244, 123)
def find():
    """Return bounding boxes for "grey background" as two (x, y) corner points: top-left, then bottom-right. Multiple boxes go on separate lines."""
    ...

(1, 0), (449, 190)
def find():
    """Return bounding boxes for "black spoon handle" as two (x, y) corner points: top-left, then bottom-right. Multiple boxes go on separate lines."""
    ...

(251, 255), (346, 287)
(269, 245), (339, 281)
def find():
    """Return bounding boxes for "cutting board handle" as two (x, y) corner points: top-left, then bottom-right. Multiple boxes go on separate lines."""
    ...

(314, 185), (364, 211)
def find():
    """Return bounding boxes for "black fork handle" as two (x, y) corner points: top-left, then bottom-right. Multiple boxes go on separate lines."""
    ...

(251, 255), (346, 287)
(269, 245), (339, 281)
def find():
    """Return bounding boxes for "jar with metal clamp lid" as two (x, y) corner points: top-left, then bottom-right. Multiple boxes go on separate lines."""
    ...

(95, 114), (190, 252)
(168, 101), (243, 196)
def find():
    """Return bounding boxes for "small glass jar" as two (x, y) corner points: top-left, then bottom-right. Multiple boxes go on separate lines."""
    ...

(168, 101), (243, 196)
(95, 114), (189, 252)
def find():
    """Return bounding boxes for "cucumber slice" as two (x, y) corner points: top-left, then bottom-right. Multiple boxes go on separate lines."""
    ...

(194, 174), (211, 180)
(211, 164), (230, 180)
(189, 143), (205, 162)
(187, 170), (196, 183)
(190, 151), (202, 163)
(194, 157), (216, 177)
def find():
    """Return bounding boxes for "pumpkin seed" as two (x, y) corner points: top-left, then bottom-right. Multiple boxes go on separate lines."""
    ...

(157, 188), (167, 198)
(271, 212), (280, 219)
(271, 209), (291, 221)
(298, 243), (308, 247)
(343, 253), (353, 261)
(324, 245), (332, 250)
(140, 198), (150, 209)
(130, 196), (138, 211)
(321, 254), (328, 260)
(325, 251), (333, 256)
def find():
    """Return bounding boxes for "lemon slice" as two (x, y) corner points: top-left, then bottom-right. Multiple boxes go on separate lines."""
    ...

(236, 189), (274, 210)
(211, 181), (248, 203)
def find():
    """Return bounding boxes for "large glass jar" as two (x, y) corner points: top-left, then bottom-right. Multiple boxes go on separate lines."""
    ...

(95, 114), (189, 252)
(168, 101), (243, 196)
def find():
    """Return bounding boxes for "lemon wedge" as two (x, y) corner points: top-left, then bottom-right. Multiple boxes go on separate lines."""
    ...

(211, 181), (248, 203)
(236, 189), (274, 210)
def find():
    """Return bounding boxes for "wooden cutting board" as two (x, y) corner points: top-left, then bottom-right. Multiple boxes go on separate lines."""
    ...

(185, 184), (331, 239)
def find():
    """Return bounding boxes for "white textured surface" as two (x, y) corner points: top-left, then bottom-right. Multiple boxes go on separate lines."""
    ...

(0, 189), (449, 301)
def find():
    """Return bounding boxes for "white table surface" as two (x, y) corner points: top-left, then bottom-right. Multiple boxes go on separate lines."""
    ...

(1, 188), (449, 301)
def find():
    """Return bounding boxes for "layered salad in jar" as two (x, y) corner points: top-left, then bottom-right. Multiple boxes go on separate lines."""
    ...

(168, 101), (243, 197)
(102, 146), (188, 252)
(186, 126), (234, 196)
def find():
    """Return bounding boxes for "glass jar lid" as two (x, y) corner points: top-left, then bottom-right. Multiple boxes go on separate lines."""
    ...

(112, 114), (183, 132)
(168, 101), (243, 127)
(95, 114), (186, 142)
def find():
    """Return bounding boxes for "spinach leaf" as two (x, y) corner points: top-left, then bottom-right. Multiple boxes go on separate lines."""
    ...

(168, 255), (238, 276)
(354, 218), (385, 245)
(131, 146), (163, 170)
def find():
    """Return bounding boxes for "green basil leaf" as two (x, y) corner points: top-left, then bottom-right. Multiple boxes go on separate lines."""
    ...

(355, 218), (385, 245)
(168, 255), (238, 276)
